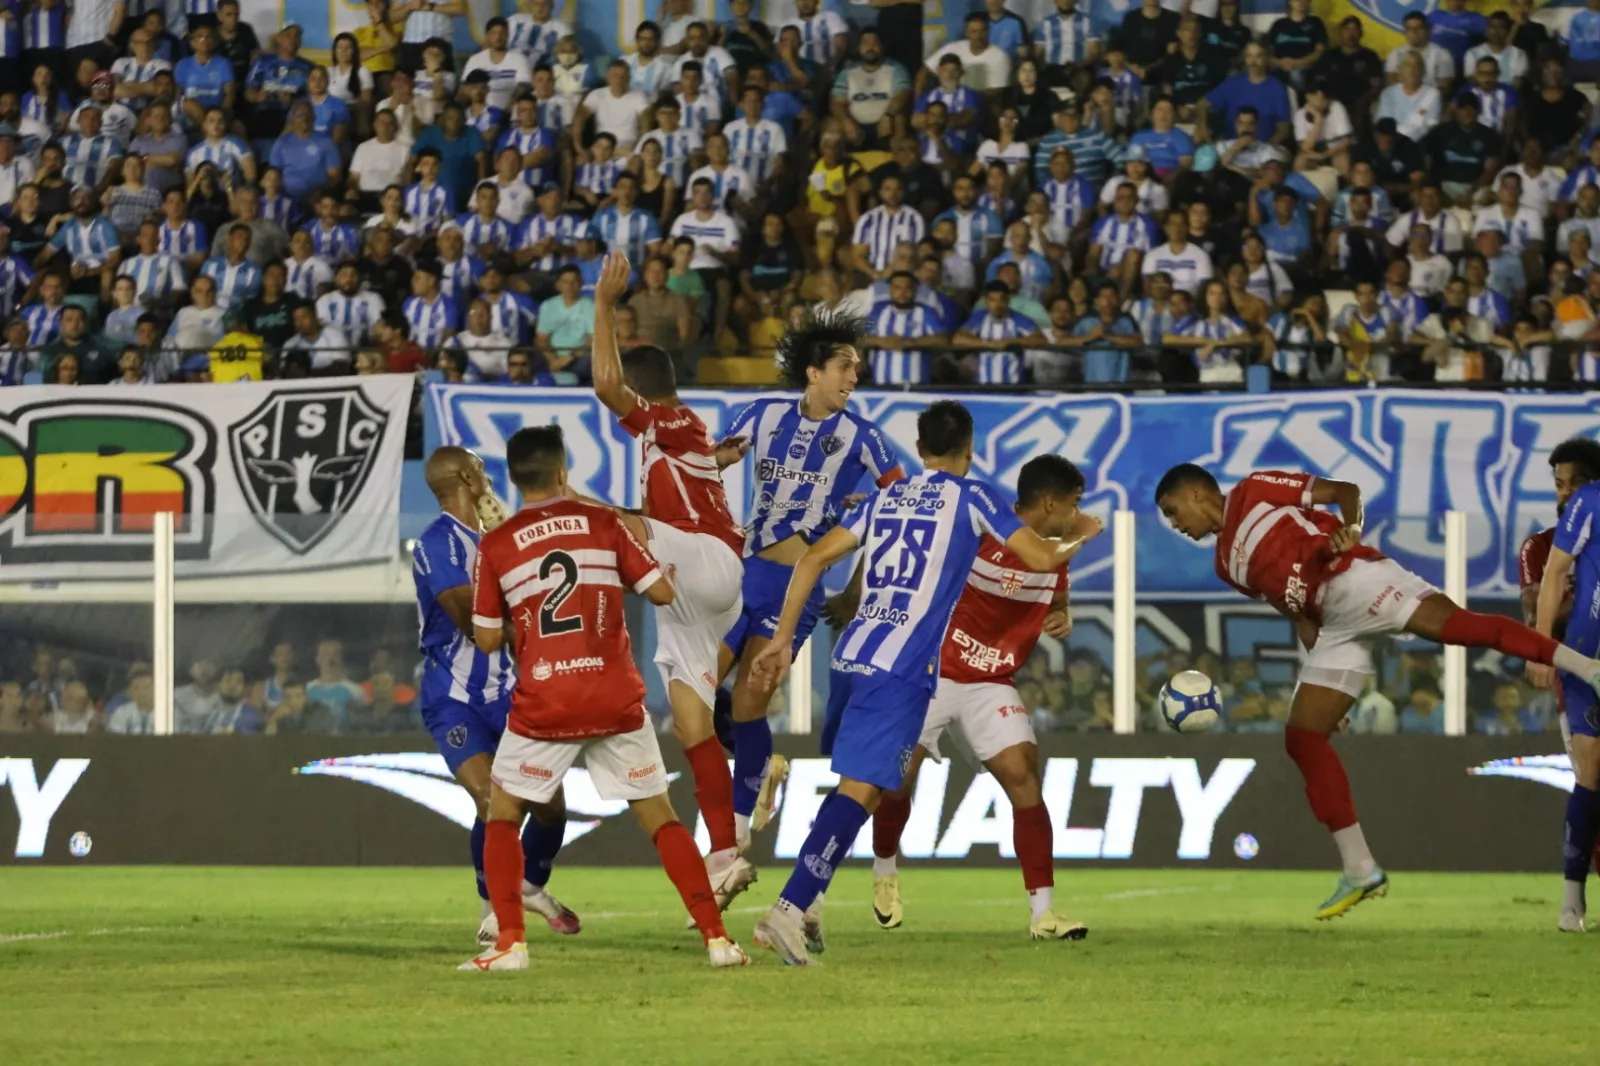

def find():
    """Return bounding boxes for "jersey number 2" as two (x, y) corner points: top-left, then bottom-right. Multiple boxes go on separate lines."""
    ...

(867, 517), (937, 591)
(539, 551), (583, 636)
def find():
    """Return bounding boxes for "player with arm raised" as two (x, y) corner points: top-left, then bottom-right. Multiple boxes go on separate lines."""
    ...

(460, 426), (749, 972)
(864, 455), (1097, 942)
(412, 446), (578, 948)
(747, 402), (1100, 966)
(587, 249), (753, 912)
(716, 309), (906, 848)
(1533, 442), (1600, 932)
(1156, 462), (1600, 921)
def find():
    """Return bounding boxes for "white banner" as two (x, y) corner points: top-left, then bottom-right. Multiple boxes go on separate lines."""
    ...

(0, 377), (413, 581)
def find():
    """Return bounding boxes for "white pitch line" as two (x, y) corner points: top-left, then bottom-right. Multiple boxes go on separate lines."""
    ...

(0, 926), (159, 945)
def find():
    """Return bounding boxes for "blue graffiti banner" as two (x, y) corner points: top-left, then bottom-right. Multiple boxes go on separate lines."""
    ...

(426, 385), (1600, 597)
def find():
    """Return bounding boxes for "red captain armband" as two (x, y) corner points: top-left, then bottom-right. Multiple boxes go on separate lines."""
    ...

(877, 466), (905, 488)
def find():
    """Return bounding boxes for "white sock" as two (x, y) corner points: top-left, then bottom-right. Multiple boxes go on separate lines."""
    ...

(872, 855), (897, 877)
(1565, 879), (1587, 913)
(481, 898), (494, 919)
(810, 891), (825, 911)
(1333, 824), (1377, 881)
(775, 898), (803, 921)
(734, 813), (752, 845)
(1552, 645), (1598, 678)
(520, 879), (537, 896)
(1028, 887), (1053, 921)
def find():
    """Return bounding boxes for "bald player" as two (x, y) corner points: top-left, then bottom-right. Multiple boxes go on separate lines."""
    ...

(413, 446), (580, 947)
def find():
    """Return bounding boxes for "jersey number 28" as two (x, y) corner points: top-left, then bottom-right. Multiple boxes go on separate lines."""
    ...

(867, 517), (937, 591)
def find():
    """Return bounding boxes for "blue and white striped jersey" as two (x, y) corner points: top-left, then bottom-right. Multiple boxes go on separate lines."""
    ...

(985, 250), (1055, 303)
(316, 289), (386, 347)
(834, 471), (1024, 684)
(675, 90), (723, 135)
(301, 220), (362, 262)
(498, 125), (556, 187)
(574, 157), (626, 198)
(437, 255), (483, 303)
(1034, 10), (1098, 66)
(22, 303), (62, 347)
(414, 513), (514, 709)
(1180, 313), (1251, 372)
(50, 217), (121, 266)
(960, 308), (1033, 384)
(285, 255), (334, 301)
(1470, 83), (1517, 132)
(624, 54), (675, 98)
(686, 164), (753, 208)
(456, 211), (518, 254)
(784, 10), (849, 64)
(404, 181), (454, 234)
(1041, 175), (1095, 228)
(508, 15), (568, 66)
(638, 128), (701, 185)
(0, 255), (35, 319)
(520, 211), (585, 272)
(853, 206), (926, 272)
(725, 397), (903, 553)
(1378, 287), (1427, 338)
(160, 218), (209, 261)
(482, 289), (539, 344)
(588, 206), (663, 265)
(866, 301), (944, 385)
(533, 92), (574, 134)
(0, 1), (21, 59)
(117, 253), (187, 301)
(0, 345), (32, 386)
(1467, 288), (1510, 327)
(724, 117), (787, 183)
(187, 137), (252, 184)
(199, 256), (263, 308)
(931, 205), (1005, 264)
(22, 3), (65, 49)
(60, 133), (122, 187)
(403, 293), (460, 347)
(1090, 212), (1159, 269)
(464, 103), (505, 140)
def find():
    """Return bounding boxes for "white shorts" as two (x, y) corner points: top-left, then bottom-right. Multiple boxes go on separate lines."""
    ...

(491, 721), (668, 805)
(1301, 558), (1437, 699)
(917, 677), (1037, 769)
(644, 518), (742, 707)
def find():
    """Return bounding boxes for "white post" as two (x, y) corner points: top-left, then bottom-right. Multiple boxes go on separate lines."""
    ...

(1442, 510), (1468, 737)
(1113, 510), (1137, 735)
(152, 511), (176, 736)
(788, 638), (813, 735)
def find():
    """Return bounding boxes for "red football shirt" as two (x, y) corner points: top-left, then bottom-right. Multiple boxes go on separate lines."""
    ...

(619, 395), (744, 555)
(1520, 526), (1572, 639)
(940, 534), (1067, 686)
(1213, 470), (1384, 623)
(472, 497), (662, 740)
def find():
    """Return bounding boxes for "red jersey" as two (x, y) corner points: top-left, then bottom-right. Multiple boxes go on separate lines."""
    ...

(1214, 470), (1384, 623)
(619, 395), (744, 555)
(472, 497), (663, 741)
(940, 535), (1068, 685)
(1520, 526), (1572, 639)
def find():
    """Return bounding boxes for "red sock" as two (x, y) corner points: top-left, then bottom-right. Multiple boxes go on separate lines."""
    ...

(1439, 609), (1558, 664)
(873, 790), (912, 859)
(653, 821), (727, 943)
(1012, 803), (1054, 893)
(484, 820), (526, 951)
(1284, 726), (1358, 833)
(684, 737), (738, 854)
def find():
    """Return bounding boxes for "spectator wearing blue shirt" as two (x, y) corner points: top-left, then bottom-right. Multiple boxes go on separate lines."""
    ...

(1428, 0), (1487, 68)
(985, 221), (1056, 304)
(738, 66), (804, 141)
(1201, 41), (1293, 145)
(983, 0), (1030, 59)
(1255, 187), (1315, 269)
(410, 104), (489, 213)
(305, 66), (353, 149)
(1572, 0), (1600, 81)
(173, 25), (235, 127)
(243, 24), (314, 156)
(1067, 282), (1140, 383)
(1250, 156), (1326, 232)
(269, 102), (343, 205)
(1129, 98), (1196, 178)
(914, 56), (983, 154)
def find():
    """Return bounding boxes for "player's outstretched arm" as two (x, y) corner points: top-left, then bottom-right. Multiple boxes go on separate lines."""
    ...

(1309, 477), (1364, 549)
(1004, 513), (1103, 574)
(590, 249), (640, 419)
(752, 525), (861, 686)
(1531, 546), (1575, 689)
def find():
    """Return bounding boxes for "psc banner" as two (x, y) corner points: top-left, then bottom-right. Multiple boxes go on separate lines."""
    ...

(427, 383), (1600, 597)
(0, 377), (413, 581)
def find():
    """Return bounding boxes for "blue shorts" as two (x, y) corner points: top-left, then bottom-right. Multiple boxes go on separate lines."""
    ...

(1559, 673), (1600, 738)
(819, 665), (852, 757)
(827, 667), (934, 791)
(721, 555), (826, 662)
(421, 697), (509, 776)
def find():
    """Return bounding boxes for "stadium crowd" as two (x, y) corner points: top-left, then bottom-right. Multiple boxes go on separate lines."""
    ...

(4, 0), (1600, 389)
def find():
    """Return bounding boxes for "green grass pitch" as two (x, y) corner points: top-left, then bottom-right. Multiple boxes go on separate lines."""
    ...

(0, 866), (1589, 1065)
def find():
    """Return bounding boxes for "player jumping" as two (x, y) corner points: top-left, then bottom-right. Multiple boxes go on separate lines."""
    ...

(716, 309), (905, 847)
(1530, 438), (1600, 931)
(1156, 463), (1600, 920)
(460, 426), (748, 971)
(588, 251), (754, 911)
(413, 446), (578, 947)
(863, 455), (1094, 941)
(747, 402), (1100, 966)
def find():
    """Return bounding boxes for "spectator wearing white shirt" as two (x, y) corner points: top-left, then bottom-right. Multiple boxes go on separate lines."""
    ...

(1412, 302), (1496, 382)
(688, 132), (757, 211)
(107, 673), (158, 734)
(623, 21), (676, 100)
(71, 73), (136, 148)
(1500, 138), (1565, 219)
(1375, 51), (1443, 144)
(668, 22), (738, 100)
(1405, 225), (1454, 298)
(674, 64), (724, 137)
(1142, 211), (1213, 296)
(490, 147), (534, 224)
(921, 13), (1013, 94)
(347, 110), (408, 213)
(1386, 185), (1465, 254)
(783, 0), (849, 66)
(1472, 174), (1544, 279)
(394, 0), (467, 74)
(669, 176), (741, 343)
(461, 18), (533, 113)
(1383, 13), (1456, 93)
(576, 61), (650, 154)
(1293, 81), (1353, 177)
(973, 107), (1032, 176)
(452, 298), (515, 379)
(1463, 12), (1527, 86)
(0, 128), (37, 209)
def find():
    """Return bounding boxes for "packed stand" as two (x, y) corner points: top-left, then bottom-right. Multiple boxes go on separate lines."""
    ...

(3, 0), (1600, 389)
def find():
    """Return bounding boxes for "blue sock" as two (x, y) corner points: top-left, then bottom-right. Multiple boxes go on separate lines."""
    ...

(1565, 785), (1599, 883)
(470, 819), (488, 901)
(779, 791), (870, 911)
(522, 812), (566, 888)
(731, 718), (773, 817)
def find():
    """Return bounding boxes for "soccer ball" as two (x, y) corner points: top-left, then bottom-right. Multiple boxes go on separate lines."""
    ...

(1159, 670), (1221, 733)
